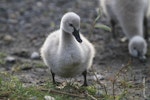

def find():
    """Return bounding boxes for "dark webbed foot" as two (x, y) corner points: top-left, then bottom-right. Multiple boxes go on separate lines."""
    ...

(82, 70), (88, 86)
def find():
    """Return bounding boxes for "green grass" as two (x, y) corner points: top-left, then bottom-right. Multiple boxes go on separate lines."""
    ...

(0, 72), (101, 100)
(0, 59), (144, 100)
(0, 74), (130, 100)
(0, 72), (71, 100)
(0, 61), (146, 100)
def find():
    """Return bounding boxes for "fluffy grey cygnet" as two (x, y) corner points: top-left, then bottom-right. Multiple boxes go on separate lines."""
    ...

(40, 12), (95, 86)
(99, 0), (149, 60)
(129, 36), (147, 60)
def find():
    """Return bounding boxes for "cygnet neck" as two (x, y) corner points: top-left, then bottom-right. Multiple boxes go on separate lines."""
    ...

(60, 29), (77, 46)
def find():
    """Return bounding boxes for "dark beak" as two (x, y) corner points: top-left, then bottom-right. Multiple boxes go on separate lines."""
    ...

(72, 28), (82, 43)
(138, 51), (146, 63)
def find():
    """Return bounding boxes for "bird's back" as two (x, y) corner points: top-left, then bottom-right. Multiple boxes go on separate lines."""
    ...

(112, 0), (148, 39)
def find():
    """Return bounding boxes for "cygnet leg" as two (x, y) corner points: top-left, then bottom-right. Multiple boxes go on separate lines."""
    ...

(82, 70), (88, 86)
(51, 70), (56, 84)
(144, 17), (148, 40)
(110, 19), (116, 38)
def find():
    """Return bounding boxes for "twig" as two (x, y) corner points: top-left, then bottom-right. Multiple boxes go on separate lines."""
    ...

(90, 9), (108, 96)
(143, 77), (147, 99)
(89, 8), (102, 38)
(39, 88), (85, 98)
(115, 60), (131, 79)
(112, 80), (116, 100)
(112, 60), (131, 100)
(91, 66), (108, 95)
(85, 92), (97, 100)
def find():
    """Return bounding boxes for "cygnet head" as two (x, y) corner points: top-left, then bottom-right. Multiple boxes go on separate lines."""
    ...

(60, 12), (82, 43)
(128, 36), (147, 61)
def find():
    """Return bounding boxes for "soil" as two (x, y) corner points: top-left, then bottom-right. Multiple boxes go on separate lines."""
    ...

(0, 0), (150, 99)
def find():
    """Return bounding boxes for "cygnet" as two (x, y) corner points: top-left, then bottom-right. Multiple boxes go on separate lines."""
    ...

(40, 12), (95, 86)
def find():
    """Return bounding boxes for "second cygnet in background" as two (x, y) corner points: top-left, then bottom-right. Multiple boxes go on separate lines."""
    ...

(99, 0), (149, 61)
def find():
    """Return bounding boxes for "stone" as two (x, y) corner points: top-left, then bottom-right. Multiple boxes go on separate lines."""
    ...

(31, 52), (40, 59)
(5, 56), (16, 63)
(3, 35), (14, 43)
(44, 96), (55, 100)
(93, 74), (104, 81)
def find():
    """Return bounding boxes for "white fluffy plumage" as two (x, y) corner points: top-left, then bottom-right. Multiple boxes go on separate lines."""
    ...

(40, 12), (95, 85)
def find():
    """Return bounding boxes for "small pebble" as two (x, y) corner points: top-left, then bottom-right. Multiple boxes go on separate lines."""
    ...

(5, 56), (16, 63)
(37, 2), (43, 7)
(93, 74), (104, 81)
(44, 96), (55, 100)
(120, 37), (127, 42)
(3, 35), (14, 43)
(31, 52), (40, 59)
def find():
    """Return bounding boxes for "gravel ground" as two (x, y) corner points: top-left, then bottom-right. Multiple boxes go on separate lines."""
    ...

(0, 0), (150, 99)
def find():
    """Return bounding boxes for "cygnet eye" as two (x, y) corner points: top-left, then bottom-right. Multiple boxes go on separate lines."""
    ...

(69, 23), (73, 27)
(133, 47), (136, 50)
